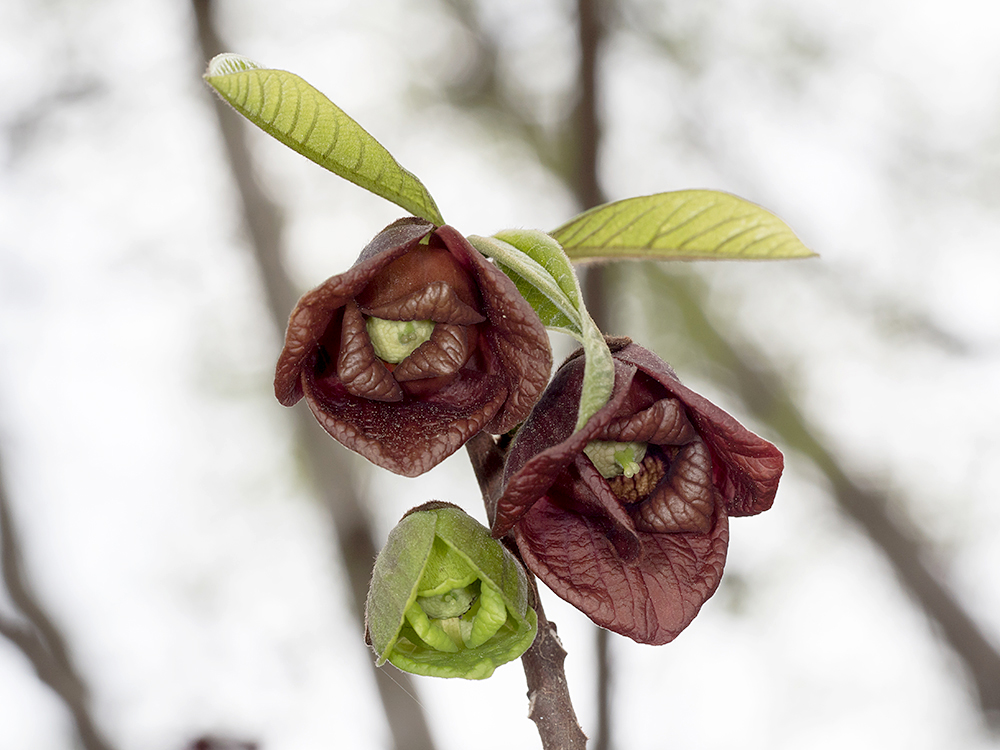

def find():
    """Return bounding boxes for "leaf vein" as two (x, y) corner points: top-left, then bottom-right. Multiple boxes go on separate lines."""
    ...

(650, 199), (722, 245)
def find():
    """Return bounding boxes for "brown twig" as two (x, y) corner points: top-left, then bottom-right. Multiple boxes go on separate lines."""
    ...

(0, 451), (117, 750)
(191, 3), (438, 748)
(466, 433), (588, 750)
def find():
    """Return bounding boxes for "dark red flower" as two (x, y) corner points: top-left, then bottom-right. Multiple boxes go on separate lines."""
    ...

(275, 218), (552, 476)
(491, 340), (782, 644)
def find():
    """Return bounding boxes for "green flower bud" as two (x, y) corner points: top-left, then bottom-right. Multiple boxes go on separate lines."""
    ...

(583, 440), (647, 479)
(365, 317), (435, 363)
(366, 502), (537, 679)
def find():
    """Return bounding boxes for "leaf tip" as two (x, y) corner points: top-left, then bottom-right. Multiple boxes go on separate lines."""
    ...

(204, 52), (263, 80)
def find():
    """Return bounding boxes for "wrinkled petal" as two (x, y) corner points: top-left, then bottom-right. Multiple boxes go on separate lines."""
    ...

(601, 398), (696, 446)
(435, 225), (552, 435)
(356, 241), (481, 312)
(337, 301), (403, 402)
(570, 457), (641, 561)
(304, 372), (506, 477)
(630, 440), (716, 534)
(491, 359), (638, 537)
(275, 218), (433, 406)
(393, 324), (473, 382)
(494, 339), (781, 644)
(512, 495), (729, 645)
(361, 281), (486, 325)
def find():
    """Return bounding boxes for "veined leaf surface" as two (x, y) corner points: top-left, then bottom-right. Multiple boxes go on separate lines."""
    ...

(551, 190), (815, 261)
(204, 54), (444, 225)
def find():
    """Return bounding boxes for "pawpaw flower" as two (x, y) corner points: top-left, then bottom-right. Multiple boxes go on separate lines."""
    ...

(274, 217), (552, 476)
(491, 340), (782, 645)
(366, 502), (538, 679)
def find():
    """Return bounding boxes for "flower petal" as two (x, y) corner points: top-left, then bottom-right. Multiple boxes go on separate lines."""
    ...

(274, 218), (433, 405)
(601, 397), (696, 445)
(436, 225), (553, 434)
(630, 440), (716, 534)
(492, 358), (638, 537)
(303, 372), (508, 477)
(361, 281), (486, 325)
(512, 496), (729, 644)
(392, 324), (473, 382)
(337, 301), (403, 402)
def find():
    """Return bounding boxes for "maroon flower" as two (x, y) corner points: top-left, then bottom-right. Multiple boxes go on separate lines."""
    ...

(275, 218), (552, 476)
(491, 340), (782, 644)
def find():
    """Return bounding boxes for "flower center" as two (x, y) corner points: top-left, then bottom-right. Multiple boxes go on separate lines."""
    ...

(365, 317), (435, 363)
(584, 440), (648, 479)
(404, 577), (509, 652)
(417, 584), (479, 619)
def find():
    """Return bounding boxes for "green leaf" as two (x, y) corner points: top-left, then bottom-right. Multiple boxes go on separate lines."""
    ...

(551, 190), (816, 262)
(204, 54), (445, 226)
(467, 234), (582, 336)
(468, 230), (614, 430)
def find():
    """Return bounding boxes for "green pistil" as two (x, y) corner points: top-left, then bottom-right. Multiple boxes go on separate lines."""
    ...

(584, 440), (647, 479)
(366, 317), (435, 363)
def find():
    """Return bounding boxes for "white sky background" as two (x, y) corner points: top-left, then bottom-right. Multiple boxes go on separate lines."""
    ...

(1, 0), (999, 748)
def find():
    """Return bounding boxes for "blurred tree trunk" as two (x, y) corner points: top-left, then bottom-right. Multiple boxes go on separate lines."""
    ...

(573, 1), (616, 748)
(191, 3), (438, 748)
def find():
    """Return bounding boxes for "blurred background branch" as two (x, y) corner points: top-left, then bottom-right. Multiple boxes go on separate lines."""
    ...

(0, 450), (117, 750)
(192, 2), (437, 748)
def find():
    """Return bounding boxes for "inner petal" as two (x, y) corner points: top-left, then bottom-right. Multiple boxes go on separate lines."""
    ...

(602, 398), (696, 445)
(631, 439), (716, 534)
(392, 324), (474, 382)
(356, 244), (480, 313)
(336, 301), (403, 402)
(361, 281), (485, 325)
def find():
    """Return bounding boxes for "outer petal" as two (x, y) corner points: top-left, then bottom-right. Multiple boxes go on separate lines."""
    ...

(512, 495), (729, 645)
(302, 369), (507, 477)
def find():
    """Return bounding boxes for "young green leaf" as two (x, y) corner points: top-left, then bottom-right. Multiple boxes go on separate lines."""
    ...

(468, 230), (614, 430)
(204, 53), (444, 226)
(551, 190), (815, 262)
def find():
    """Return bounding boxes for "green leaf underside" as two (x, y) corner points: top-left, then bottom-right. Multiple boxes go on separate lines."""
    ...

(467, 234), (582, 333)
(204, 54), (444, 226)
(468, 232), (614, 430)
(551, 190), (816, 261)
